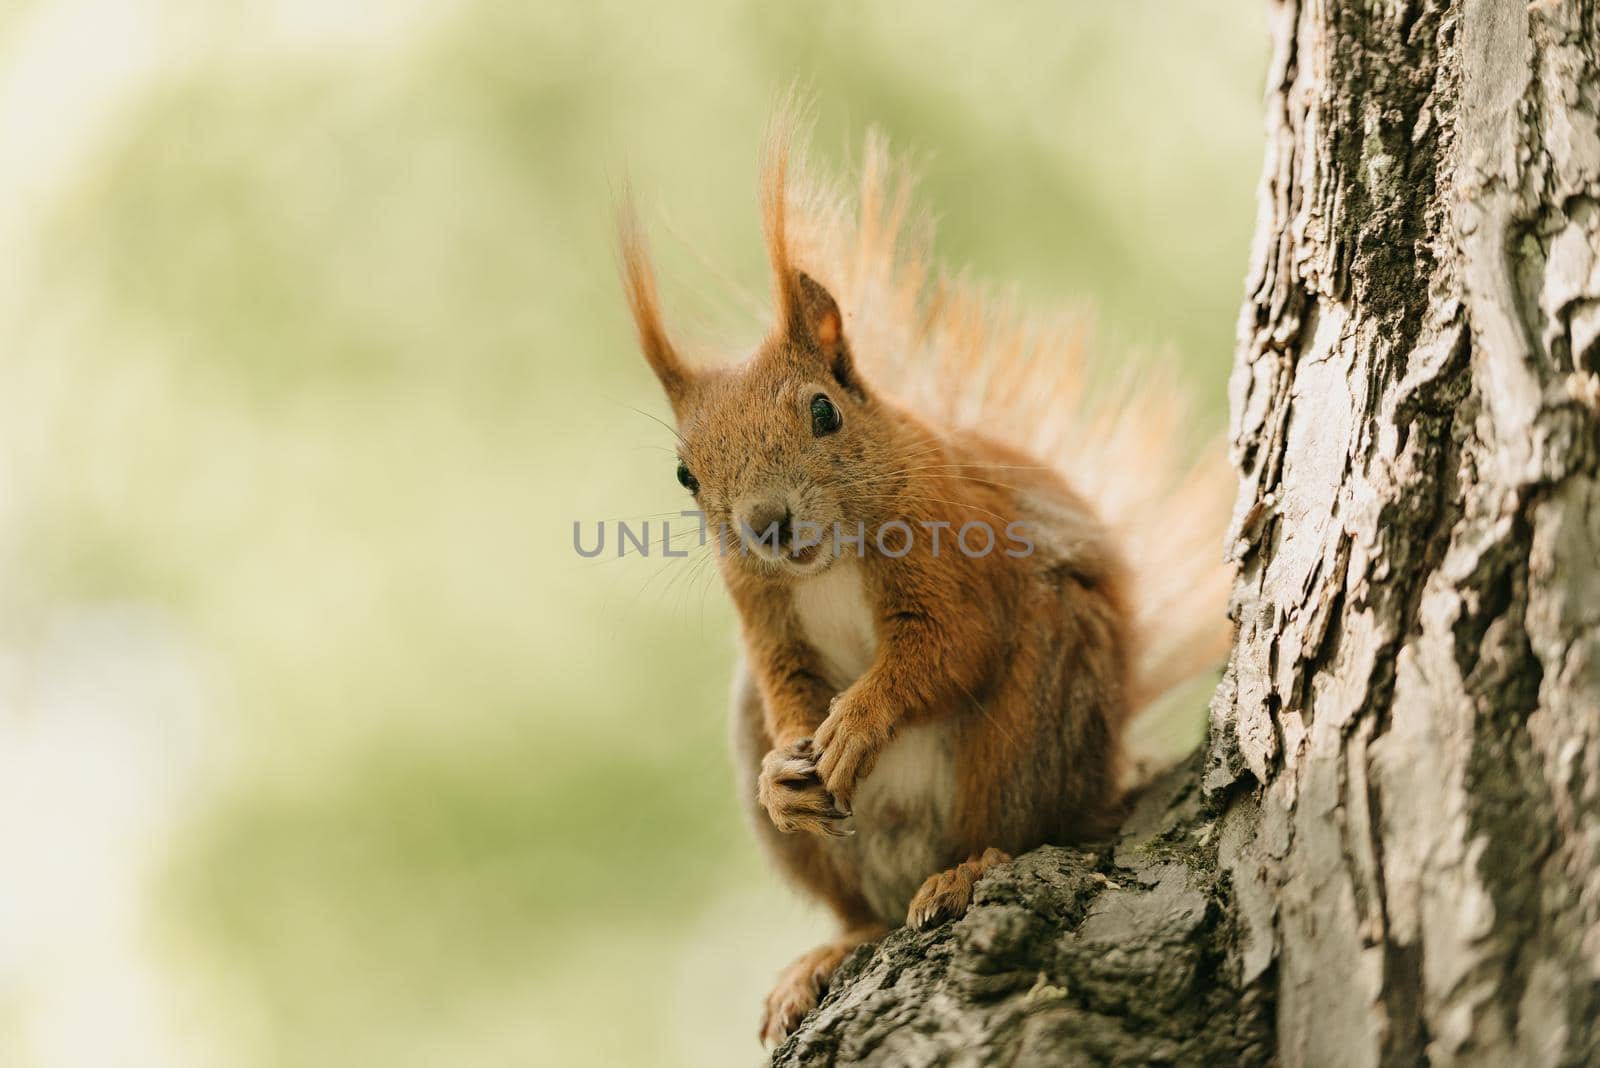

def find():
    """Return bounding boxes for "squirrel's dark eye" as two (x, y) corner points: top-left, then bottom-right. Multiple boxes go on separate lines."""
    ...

(676, 460), (699, 494)
(810, 394), (842, 437)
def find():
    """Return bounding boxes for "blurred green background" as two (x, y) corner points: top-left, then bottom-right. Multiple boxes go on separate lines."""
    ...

(0, 2), (1264, 1065)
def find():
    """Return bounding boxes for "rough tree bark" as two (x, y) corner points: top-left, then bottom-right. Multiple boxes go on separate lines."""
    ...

(776, 1), (1600, 1064)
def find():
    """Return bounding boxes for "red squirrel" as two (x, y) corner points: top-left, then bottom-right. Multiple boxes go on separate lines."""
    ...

(618, 115), (1232, 1047)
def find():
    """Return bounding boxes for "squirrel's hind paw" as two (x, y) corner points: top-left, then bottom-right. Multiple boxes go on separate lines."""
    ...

(907, 847), (1012, 930)
(760, 957), (825, 1048)
(760, 926), (886, 1047)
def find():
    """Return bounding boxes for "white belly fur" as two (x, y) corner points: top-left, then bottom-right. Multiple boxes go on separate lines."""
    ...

(790, 559), (876, 689)
(852, 721), (956, 922)
(791, 561), (956, 923)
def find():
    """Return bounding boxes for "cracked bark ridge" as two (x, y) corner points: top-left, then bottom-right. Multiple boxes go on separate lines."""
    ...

(771, 760), (1272, 1067)
(1220, 0), (1600, 1064)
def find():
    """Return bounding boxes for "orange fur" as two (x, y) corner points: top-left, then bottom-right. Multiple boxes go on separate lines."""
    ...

(619, 108), (1232, 1047)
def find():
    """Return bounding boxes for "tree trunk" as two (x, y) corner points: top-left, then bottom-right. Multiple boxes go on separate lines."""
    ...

(776, 1), (1600, 1064)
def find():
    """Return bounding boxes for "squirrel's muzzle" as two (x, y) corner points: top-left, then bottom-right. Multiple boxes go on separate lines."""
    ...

(738, 500), (795, 557)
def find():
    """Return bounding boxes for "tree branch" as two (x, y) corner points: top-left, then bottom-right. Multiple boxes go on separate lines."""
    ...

(774, 757), (1273, 1066)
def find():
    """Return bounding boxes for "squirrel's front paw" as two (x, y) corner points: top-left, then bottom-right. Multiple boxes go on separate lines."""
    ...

(758, 739), (852, 837)
(813, 699), (891, 813)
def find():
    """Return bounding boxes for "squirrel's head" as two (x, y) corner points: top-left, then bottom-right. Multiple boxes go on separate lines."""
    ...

(619, 180), (910, 578)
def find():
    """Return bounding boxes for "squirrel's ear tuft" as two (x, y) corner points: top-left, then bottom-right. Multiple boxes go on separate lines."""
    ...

(616, 193), (692, 407)
(794, 271), (862, 397)
(760, 101), (803, 338)
(760, 100), (863, 397)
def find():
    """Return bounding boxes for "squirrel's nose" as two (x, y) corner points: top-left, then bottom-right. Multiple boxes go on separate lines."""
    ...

(740, 501), (794, 549)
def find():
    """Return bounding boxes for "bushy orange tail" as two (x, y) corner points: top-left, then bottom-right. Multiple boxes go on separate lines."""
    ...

(763, 112), (1234, 726)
